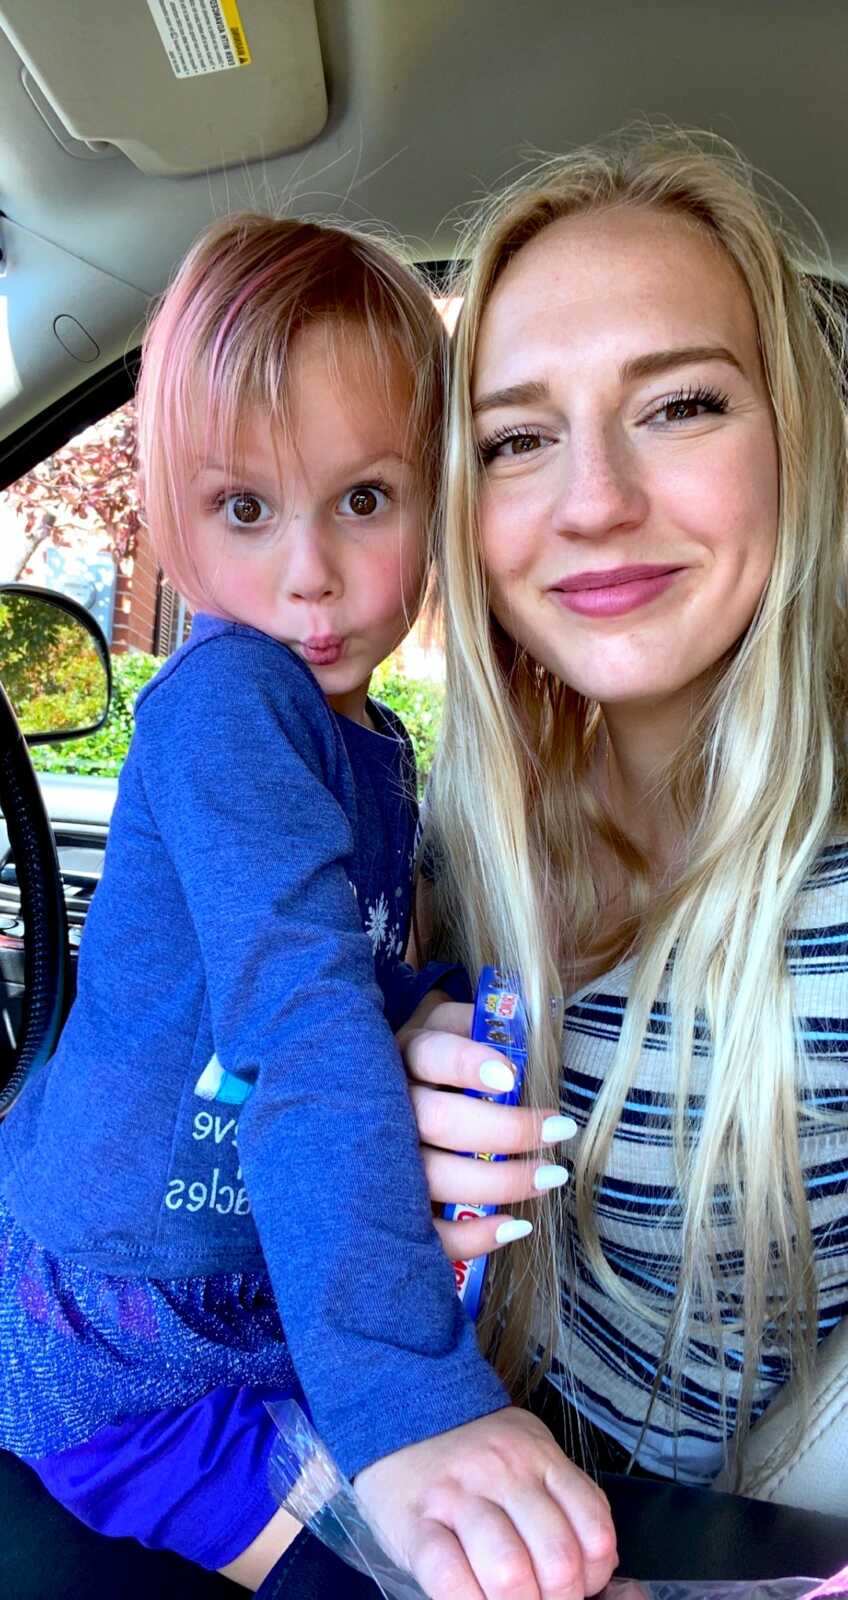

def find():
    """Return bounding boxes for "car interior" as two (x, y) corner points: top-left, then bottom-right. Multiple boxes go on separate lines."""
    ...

(1, 2), (847, 1594)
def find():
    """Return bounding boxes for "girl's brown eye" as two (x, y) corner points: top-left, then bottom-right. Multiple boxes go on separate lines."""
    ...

(509, 433), (541, 454)
(231, 493), (263, 524)
(664, 400), (699, 422)
(349, 487), (378, 516)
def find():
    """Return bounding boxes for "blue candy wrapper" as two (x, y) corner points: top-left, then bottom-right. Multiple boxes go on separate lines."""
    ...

(442, 965), (529, 1319)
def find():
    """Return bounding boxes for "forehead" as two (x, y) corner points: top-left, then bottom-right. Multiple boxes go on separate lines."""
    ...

(196, 319), (415, 472)
(474, 205), (760, 390)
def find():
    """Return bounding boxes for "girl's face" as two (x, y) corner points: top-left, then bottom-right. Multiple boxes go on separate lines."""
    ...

(472, 206), (779, 713)
(188, 325), (425, 724)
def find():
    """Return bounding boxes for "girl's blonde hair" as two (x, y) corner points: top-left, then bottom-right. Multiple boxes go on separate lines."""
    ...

(429, 129), (848, 1481)
(136, 213), (446, 606)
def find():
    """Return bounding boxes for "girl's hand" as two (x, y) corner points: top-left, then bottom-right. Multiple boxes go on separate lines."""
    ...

(399, 998), (576, 1261)
(354, 1405), (618, 1600)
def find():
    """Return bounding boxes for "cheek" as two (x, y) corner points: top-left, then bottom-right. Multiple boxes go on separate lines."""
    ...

(677, 426), (779, 572)
(363, 534), (426, 623)
(480, 488), (536, 585)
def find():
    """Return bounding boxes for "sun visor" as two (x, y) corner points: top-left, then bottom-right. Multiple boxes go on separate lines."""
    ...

(0, 0), (327, 177)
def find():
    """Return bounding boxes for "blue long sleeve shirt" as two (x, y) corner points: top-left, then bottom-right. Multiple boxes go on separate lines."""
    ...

(0, 617), (505, 1476)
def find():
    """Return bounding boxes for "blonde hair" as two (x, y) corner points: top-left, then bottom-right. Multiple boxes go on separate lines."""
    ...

(429, 129), (848, 1480)
(136, 213), (445, 607)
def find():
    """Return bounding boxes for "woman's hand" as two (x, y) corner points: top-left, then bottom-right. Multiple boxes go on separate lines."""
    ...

(399, 996), (576, 1260)
(354, 1405), (618, 1600)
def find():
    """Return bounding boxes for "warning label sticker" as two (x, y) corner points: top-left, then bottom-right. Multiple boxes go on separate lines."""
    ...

(147, 0), (252, 78)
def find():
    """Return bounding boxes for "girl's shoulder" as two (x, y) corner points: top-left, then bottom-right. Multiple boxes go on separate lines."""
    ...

(135, 613), (324, 718)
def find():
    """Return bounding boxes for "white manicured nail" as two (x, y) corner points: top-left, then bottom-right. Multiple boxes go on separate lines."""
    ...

(534, 1164), (570, 1191)
(479, 1060), (515, 1092)
(541, 1115), (578, 1143)
(495, 1218), (533, 1245)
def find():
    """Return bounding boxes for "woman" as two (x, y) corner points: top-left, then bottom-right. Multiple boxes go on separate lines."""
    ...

(405, 129), (848, 1494)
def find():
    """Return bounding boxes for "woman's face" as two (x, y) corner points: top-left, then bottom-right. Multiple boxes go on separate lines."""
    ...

(472, 205), (779, 711)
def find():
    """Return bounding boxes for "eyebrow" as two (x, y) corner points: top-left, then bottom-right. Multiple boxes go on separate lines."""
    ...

(471, 380), (549, 417)
(471, 345), (744, 418)
(620, 345), (744, 382)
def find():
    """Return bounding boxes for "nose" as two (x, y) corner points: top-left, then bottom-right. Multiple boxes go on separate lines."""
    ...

(284, 519), (341, 603)
(550, 423), (648, 540)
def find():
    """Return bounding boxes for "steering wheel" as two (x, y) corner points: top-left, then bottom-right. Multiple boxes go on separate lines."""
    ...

(0, 680), (68, 1116)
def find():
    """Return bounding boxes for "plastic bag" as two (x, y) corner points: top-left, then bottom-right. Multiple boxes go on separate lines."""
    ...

(601, 1580), (848, 1600)
(266, 1398), (427, 1600)
(266, 1401), (848, 1600)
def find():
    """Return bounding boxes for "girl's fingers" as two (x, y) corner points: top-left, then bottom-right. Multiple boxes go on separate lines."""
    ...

(433, 1211), (533, 1260)
(423, 1145), (570, 1207)
(410, 1083), (575, 1156)
(450, 1493), (540, 1600)
(407, 1517), (486, 1600)
(495, 1484), (588, 1600)
(544, 1464), (619, 1597)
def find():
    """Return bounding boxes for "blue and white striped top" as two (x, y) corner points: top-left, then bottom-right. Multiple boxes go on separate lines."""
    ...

(549, 839), (848, 1484)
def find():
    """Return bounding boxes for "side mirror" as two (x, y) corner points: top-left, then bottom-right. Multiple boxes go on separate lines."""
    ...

(0, 584), (112, 744)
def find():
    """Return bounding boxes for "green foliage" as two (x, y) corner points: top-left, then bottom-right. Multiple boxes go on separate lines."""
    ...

(29, 650), (445, 787)
(31, 652), (161, 777)
(372, 658), (444, 789)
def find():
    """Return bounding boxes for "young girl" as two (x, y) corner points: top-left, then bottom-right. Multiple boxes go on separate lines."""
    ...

(404, 131), (848, 1496)
(0, 215), (613, 1596)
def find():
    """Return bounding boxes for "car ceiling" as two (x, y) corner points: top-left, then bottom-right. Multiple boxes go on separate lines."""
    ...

(1, 0), (847, 449)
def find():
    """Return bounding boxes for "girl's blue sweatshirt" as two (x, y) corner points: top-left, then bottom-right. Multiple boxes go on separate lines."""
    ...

(0, 617), (505, 1477)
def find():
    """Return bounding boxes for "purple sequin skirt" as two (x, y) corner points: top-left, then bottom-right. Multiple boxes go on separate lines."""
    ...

(0, 1197), (298, 1454)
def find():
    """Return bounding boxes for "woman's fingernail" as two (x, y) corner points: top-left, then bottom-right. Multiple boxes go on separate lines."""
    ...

(534, 1164), (570, 1191)
(541, 1115), (578, 1143)
(479, 1060), (515, 1092)
(495, 1218), (534, 1245)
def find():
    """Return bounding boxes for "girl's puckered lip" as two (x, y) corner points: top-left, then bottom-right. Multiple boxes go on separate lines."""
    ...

(301, 635), (345, 665)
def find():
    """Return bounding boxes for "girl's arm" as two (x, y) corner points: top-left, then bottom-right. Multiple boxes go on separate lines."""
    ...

(137, 629), (507, 1478)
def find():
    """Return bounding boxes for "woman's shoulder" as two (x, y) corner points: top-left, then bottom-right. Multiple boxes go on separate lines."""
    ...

(797, 836), (848, 915)
(788, 838), (848, 1007)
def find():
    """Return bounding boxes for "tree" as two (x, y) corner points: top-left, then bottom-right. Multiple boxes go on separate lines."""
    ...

(4, 402), (140, 579)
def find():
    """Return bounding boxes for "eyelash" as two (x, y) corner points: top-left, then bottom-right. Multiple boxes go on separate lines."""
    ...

(477, 424), (547, 463)
(645, 384), (730, 424)
(477, 384), (731, 463)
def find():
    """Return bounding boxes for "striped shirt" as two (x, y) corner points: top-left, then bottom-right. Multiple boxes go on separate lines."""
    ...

(549, 839), (848, 1484)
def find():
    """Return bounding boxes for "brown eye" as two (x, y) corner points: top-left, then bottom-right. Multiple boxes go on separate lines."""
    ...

(339, 484), (389, 517)
(225, 492), (271, 526)
(510, 433), (541, 453)
(663, 399), (700, 422)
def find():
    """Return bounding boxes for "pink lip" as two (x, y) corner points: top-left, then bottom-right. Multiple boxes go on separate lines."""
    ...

(551, 564), (684, 618)
(301, 635), (344, 666)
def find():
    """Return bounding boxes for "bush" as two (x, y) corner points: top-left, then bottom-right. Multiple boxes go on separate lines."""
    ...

(371, 659), (444, 789)
(31, 649), (445, 786)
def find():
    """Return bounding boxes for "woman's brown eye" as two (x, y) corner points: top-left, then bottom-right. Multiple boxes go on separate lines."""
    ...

(232, 493), (263, 524)
(510, 434), (540, 453)
(664, 400), (699, 422)
(350, 488), (378, 516)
